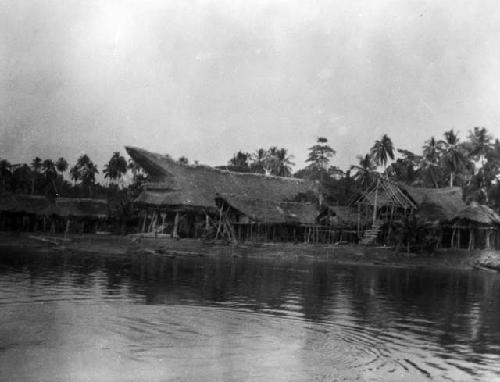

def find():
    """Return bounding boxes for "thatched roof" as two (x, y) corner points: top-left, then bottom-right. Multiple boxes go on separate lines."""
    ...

(52, 198), (109, 219)
(216, 194), (317, 224)
(453, 203), (500, 225)
(0, 194), (51, 215)
(399, 184), (465, 221)
(126, 146), (318, 210)
(354, 178), (465, 222)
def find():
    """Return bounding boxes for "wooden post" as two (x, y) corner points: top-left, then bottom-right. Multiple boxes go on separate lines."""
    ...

(485, 228), (491, 249)
(173, 212), (179, 239)
(372, 178), (380, 226)
(65, 218), (70, 239)
(468, 228), (474, 251)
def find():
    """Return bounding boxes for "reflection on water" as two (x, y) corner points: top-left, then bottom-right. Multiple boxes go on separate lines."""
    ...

(1, 249), (500, 381)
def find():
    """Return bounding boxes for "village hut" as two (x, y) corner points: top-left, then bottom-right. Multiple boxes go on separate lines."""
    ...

(352, 177), (465, 246)
(125, 146), (320, 241)
(451, 203), (500, 250)
(214, 194), (318, 242)
(51, 198), (110, 234)
(0, 194), (52, 231)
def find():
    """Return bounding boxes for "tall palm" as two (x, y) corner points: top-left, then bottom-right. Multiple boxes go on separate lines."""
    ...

(421, 137), (444, 188)
(370, 134), (395, 176)
(30, 156), (42, 194)
(351, 154), (376, 190)
(275, 148), (295, 177)
(103, 152), (128, 187)
(442, 129), (469, 187)
(42, 159), (58, 195)
(467, 126), (492, 167)
(69, 165), (80, 185)
(55, 157), (68, 178)
(0, 159), (11, 191)
(250, 148), (267, 174)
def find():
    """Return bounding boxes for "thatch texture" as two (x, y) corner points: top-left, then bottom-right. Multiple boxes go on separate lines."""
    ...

(0, 194), (52, 215)
(400, 184), (465, 221)
(52, 198), (109, 219)
(216, 194), (317, 224)
(453, 204), (500, 225)
(126, 147), (318, 209)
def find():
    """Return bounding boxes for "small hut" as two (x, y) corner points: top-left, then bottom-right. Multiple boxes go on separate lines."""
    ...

(52, 198), (110, 234)
(451, 203), (500, 250)
(0, 194), (52, 231)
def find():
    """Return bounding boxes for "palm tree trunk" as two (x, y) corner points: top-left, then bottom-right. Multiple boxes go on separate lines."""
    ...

(449, 172), (454, 188)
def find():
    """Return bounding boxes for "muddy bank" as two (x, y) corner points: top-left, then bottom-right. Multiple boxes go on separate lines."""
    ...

(0, 232), (499, 273)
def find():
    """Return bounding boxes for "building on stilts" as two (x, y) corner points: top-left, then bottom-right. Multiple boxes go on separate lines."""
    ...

(125, 146), (327, 243)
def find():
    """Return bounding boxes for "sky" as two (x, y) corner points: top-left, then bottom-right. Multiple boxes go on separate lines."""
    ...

(1, 0), (500, 176)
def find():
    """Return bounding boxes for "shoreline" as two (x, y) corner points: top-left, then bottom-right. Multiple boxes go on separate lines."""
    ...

(0, 232), (499, 273)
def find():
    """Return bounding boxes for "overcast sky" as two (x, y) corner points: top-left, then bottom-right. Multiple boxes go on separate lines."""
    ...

(1, 0), (500, 174)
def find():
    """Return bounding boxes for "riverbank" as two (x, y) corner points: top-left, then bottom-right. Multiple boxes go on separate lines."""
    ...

(0, 232), (499, 273)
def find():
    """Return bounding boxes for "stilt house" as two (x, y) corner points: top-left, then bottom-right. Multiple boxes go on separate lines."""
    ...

(451, 203), (500, 250)
(126, 146), (321, 242)
(353, 177), (465, 245)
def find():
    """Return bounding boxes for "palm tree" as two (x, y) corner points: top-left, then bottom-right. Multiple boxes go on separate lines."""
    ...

(370, 134), (395, 176)
(250, 148), (267, 174)
(55, 157), (68, 178)
(274, 148), (295, 177)
(0, 159), (11, 191)
(467, 127), (492, 166)
(442, 129), (469, 187)
(421, 137), (444, 188)
(30, 156), (42, 194)
(42, 159), (58, 195)
(69, 165), (80, 185)
(103, 152), (128, 187)
(351, 154), (376, 190)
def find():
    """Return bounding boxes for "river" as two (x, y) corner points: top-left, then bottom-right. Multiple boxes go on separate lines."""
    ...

(1, 248), (500, 381)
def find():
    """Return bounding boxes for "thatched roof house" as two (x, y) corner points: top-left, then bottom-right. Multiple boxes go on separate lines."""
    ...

(399, 184), (465, 222)
(453, 203), (500, 225)
(354, 178), (465, 223)
(52, 198), (109, 219)
(126, 146), (319, 213)
(215, 194), (317, 225)
(0, 194), (52, 215)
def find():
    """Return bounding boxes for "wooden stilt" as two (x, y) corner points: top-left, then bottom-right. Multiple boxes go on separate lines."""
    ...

(173, 212), (180, 239)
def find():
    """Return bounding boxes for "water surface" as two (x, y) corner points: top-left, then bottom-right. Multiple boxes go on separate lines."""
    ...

(1, 248), (500, 381)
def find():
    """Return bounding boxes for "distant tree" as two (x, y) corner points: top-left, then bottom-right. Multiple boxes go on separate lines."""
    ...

(73, 154), (99, 196)
(103, 152), (128, 187)
(467, 126), (492, 166)
(442, 129), (469, 187)
(274, 147), (295, 177)
(420, 136), (445, 188)
(250, 148), (267, 174)
(0, 159), (12, 191)
(42, 159), (58, 196)
(69, 165), (80, 185)
(351, 154), (376, 190)
(30, 156), (42, 194)
(178, 156), (189, 165)
(370, 134), (395, 175)
(12, 164), (32, 194)
(228, 151), (252, 168)
(305, 137), (336, 171)
(55, 157), (68, 177)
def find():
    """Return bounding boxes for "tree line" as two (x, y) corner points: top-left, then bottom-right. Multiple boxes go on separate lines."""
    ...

(0, 126), (499, 209)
